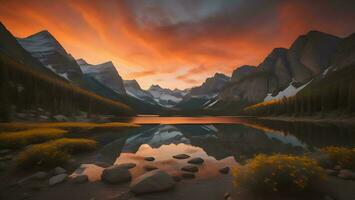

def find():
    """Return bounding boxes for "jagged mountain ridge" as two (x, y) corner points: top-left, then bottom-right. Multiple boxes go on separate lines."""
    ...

(77, 58), (126, 95)
(215, 30), (344, 110)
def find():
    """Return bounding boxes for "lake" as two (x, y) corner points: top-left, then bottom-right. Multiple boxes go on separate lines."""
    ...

(74, 116), (355, 181)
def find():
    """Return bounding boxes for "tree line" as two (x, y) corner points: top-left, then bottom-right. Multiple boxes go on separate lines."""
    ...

(244, 64), (355, 117)
(0, 54), (134, 122)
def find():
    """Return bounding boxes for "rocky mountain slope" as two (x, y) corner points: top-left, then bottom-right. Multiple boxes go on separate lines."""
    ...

(213, 31), (344, 112)
(17, 31), (84, 82)
(77, 59), (126, 95)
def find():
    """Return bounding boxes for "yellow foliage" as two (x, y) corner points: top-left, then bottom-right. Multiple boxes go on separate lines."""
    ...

(320, 146), (355, 170)
(16, 138), (97, 169)
(233, 154), (326, 195)
(0, 128), (67, 149)
(0, 122), (139, 130)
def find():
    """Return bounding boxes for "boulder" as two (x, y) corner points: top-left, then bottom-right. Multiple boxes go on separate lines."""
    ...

(188, 157), (204, 165)
(72, 175), (88, 184)
(219, 167), (230, 174)
(53, 167), (67, 175)
(130, 170), (175, 194)
(181, 165), (199, 173)
(338, 169), (355, 180)
(173, 154), (190, 159)
(144, 157), (155, 161)
(101, 165), (131, 184)
(49, 174), (67, 186)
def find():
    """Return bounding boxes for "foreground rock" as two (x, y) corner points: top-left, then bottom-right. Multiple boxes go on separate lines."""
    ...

(101, 165), (131, 184)
(49, 174), (68, 186)
(188, 157), (204, 165)
(130, 170), (175, 194)
(34, 171), (48, 180)
(173, 154), (190, 159)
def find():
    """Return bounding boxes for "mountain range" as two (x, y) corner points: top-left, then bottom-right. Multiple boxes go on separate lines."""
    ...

(1, 21), (354, 116)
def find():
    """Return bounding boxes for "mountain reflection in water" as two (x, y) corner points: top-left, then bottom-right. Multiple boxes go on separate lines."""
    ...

(72, 117), (355, 182)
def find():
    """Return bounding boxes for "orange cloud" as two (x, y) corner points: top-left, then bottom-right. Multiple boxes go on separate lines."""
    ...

(0, 0), (354, 89)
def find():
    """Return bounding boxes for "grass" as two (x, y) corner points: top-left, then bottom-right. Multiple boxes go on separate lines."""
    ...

(0, 128), (67, 149)
(320, 146), (355, 170)
(0, 122), (139, 130)
(15, 138), (97, 169)
(233, 154), (326, 197)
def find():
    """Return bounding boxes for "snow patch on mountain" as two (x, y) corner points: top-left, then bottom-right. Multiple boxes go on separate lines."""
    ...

(264, 80), (311, 102)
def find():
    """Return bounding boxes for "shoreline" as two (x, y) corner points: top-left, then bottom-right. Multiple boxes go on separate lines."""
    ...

(256, 116), (355, 125)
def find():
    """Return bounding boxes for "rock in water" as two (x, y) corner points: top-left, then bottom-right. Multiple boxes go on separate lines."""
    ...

(144, 157), (155, 161)
(219, 167), (230, 174)
(49, 174), (67, 186)
(130, 170), (175, 194)
(173, 154), (190, 159)
(188, 157), (204, 165)
(53, 167), (67, 175)
(101, 165), (131, 184)
(181, 165), (199, 173)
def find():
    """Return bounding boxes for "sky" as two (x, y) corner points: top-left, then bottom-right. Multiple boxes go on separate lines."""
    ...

(0, 0), (355, 89)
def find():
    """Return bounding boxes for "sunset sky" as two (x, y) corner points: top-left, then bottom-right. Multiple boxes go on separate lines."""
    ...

(1, 0), (355, 89)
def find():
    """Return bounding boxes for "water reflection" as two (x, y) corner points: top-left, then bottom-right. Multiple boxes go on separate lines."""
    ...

(74, 117), (355, 182)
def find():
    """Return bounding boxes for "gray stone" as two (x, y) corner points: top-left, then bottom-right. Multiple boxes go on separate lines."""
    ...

(181, 165), (199, 173)
(338, 169), (355, 180)
(101, 165), (131, 184)
(49, 174), (67, 186)
(72, 175), (88, 184)
(130, 170), (175, 194)
(334, 165), (342, 170)
(53, 167), (66, 175)
(188, 157), (204, 165)
(173, 154), (190, 159)
(144, 157), (155, 161)
(219, 167), (230, 174)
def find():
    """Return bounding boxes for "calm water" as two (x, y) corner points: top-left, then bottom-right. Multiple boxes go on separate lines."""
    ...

(72, 117), (355, 181)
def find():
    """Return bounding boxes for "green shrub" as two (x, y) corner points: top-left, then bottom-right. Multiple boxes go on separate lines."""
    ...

(233, 154), (326, 197)
(0, 128), (67, 149)
(320, 146), (355, 170)
(15, 138), (97, 169)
